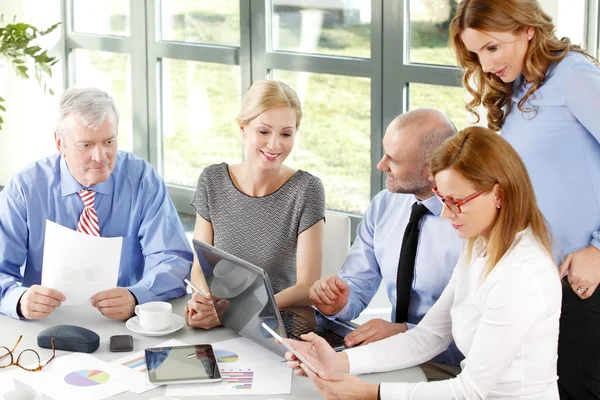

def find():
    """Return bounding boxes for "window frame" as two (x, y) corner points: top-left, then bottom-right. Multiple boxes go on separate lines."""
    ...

(61, 0), (599, 236)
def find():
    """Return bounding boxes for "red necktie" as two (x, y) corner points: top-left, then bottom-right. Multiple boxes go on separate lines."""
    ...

(77, 189), (100, 236)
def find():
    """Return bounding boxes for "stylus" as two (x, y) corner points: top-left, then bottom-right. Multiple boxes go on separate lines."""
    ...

(185, 278), (207, 298)
(261, 322), (318, 374)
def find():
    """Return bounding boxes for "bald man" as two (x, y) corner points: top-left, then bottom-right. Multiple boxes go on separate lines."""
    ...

(310, 109), (464, 380)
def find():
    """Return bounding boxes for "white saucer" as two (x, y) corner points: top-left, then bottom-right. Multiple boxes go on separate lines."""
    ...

(126, 314), (185, 337)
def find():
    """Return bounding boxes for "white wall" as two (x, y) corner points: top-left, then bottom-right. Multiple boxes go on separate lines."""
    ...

(539, 0), (586, 46)
(0, 0), (63, 186)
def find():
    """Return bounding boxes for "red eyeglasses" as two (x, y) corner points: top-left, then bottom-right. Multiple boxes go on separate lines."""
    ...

(433, 186), (485, 214)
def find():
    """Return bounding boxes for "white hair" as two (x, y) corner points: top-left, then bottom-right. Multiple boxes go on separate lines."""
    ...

(55, 87), (119, 136)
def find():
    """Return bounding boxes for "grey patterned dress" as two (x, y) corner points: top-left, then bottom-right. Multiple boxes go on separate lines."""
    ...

(191, 163), (325, 293)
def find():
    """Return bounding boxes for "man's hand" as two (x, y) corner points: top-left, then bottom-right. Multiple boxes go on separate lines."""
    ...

(344, 319), (407, 347)
(91, 288), (136, 320)
(18, 285), (65, 320)
(559, 245), (600, 299)
(309, 275), (350, 316)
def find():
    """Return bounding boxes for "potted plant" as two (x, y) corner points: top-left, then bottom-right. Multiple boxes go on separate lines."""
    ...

(0, 16), (60, 129)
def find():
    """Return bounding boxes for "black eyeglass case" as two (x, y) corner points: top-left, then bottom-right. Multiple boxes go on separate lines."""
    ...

(37, 325), (100, 353)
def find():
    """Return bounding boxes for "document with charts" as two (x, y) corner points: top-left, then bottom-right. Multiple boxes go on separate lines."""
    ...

(42, 220), (122, 306)
(12, 352), (143, 400)
(165, 336), (292, 396)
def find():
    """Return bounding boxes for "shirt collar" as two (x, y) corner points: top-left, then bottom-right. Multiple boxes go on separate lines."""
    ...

(415, 193), (442, 216)
(59, 156), (114, 197)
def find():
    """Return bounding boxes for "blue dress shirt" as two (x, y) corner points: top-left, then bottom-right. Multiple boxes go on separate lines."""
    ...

(0, 151), (193, 319)
(503, 51), (600, 262)
(328, 190), (464, 366)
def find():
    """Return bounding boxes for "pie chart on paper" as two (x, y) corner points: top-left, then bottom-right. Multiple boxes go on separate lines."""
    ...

(64, 369), (110, 387)
(215, 350), (239, 363)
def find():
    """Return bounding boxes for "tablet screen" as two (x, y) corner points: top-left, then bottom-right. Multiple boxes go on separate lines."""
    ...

(145, 344), (221, 384)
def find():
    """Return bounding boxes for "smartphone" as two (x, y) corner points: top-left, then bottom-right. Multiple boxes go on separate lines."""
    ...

(261, 322), (318, 374)
(145, 344), (221, 385)
(109, 335), (133, 352)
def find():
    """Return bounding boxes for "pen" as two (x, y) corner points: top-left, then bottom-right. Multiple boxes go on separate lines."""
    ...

(184, 278), (207, 298)
(261, 322), (318, 374)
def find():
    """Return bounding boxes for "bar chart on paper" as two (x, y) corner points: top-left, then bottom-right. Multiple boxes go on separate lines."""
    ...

(165, 337), (292, 396)
(220, 369), (254, 391)
(120, 355), (147, 373)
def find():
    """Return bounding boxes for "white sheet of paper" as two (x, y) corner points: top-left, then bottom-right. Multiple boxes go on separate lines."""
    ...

(12, 353), (141, 400)
(42, 220), (122, 306)
(165, 337), (292, 397)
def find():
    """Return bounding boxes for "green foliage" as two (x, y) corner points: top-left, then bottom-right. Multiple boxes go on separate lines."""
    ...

(0, 16), (61, 129)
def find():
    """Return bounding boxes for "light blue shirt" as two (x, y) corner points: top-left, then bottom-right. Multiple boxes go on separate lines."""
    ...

(327, 190), (464, 366)
(503, 51), (600, 262)
(0, 151), (193, 319)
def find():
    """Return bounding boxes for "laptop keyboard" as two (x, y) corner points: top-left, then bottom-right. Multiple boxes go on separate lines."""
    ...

(280, 310), (346, 348)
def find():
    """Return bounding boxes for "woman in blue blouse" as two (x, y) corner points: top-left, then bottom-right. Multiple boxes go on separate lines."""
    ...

(450, 1), (600, 398)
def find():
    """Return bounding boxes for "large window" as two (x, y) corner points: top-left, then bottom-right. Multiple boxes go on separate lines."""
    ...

(64, 0), (600, 220)
(161, 60), (241, 187)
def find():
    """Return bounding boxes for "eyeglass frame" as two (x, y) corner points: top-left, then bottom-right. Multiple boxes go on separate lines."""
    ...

(432, 186), (486, 214)
(0, 335), (55, 372)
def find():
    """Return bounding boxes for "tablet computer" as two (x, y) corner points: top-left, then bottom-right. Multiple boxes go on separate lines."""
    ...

(145, 344), (222, 385)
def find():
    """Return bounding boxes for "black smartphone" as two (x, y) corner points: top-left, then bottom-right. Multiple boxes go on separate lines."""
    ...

(110, 335), (133, 352)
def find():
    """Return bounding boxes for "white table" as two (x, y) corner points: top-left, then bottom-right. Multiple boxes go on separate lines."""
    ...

(0, 296), (425, 399)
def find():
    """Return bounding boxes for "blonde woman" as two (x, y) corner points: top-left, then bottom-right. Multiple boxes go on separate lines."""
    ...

(450, 1), (600, 397)
(186, 80), (325, 329)
(285, 127), (561, 399)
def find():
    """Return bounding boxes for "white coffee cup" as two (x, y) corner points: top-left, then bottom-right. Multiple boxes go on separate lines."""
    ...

(1, 380), (41, 400)
(134, 301), (172, 331)
(213, 260), (247, 290)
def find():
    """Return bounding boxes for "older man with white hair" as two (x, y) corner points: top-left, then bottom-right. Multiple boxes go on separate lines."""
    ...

(0, 87), (192, 320)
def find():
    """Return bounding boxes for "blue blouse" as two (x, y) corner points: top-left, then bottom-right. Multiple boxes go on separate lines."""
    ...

(502, 51), (600, 262)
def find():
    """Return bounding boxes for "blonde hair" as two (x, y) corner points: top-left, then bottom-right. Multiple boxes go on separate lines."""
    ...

(430, 127), (552, 277)
(236, 80), (302, 129)
(450, 0), (597, 131)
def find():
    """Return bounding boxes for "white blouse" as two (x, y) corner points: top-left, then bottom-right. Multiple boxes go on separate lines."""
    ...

(346, 228), (562, 399)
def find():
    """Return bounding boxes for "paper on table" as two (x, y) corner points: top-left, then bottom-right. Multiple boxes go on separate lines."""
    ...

(112, 338), (189, 394)
(12, 352), (142, 400)
(165, 337), (292, 397)
(42, 220), (122, 306)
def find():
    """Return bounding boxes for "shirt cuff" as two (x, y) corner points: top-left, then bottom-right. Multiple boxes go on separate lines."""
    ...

(346, 345), (376, 375)
(1, 286), (28, 319)
(380, 382), (408, 400)
(591, 232), (600, 251)
(406, 322), (416, 330)
(127, 285), (154, 305)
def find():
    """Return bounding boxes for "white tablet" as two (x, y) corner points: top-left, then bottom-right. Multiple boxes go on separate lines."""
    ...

(145, 344), (222, 385)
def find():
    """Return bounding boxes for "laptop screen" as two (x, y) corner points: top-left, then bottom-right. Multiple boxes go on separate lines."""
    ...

(192, 240), (288, 357)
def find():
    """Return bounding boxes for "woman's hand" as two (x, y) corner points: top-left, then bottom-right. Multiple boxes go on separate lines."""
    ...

(301, 365), (379, 400)
(284, 332), (349, 376)
(560, 245), (600, 299)
(185, 292), (228, 329)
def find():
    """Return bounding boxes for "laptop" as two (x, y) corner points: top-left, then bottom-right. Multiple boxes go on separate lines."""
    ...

(192, 239), (353, 358)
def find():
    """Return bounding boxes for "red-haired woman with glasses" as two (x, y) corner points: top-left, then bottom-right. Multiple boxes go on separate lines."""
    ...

(284, 127), (561, 399)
